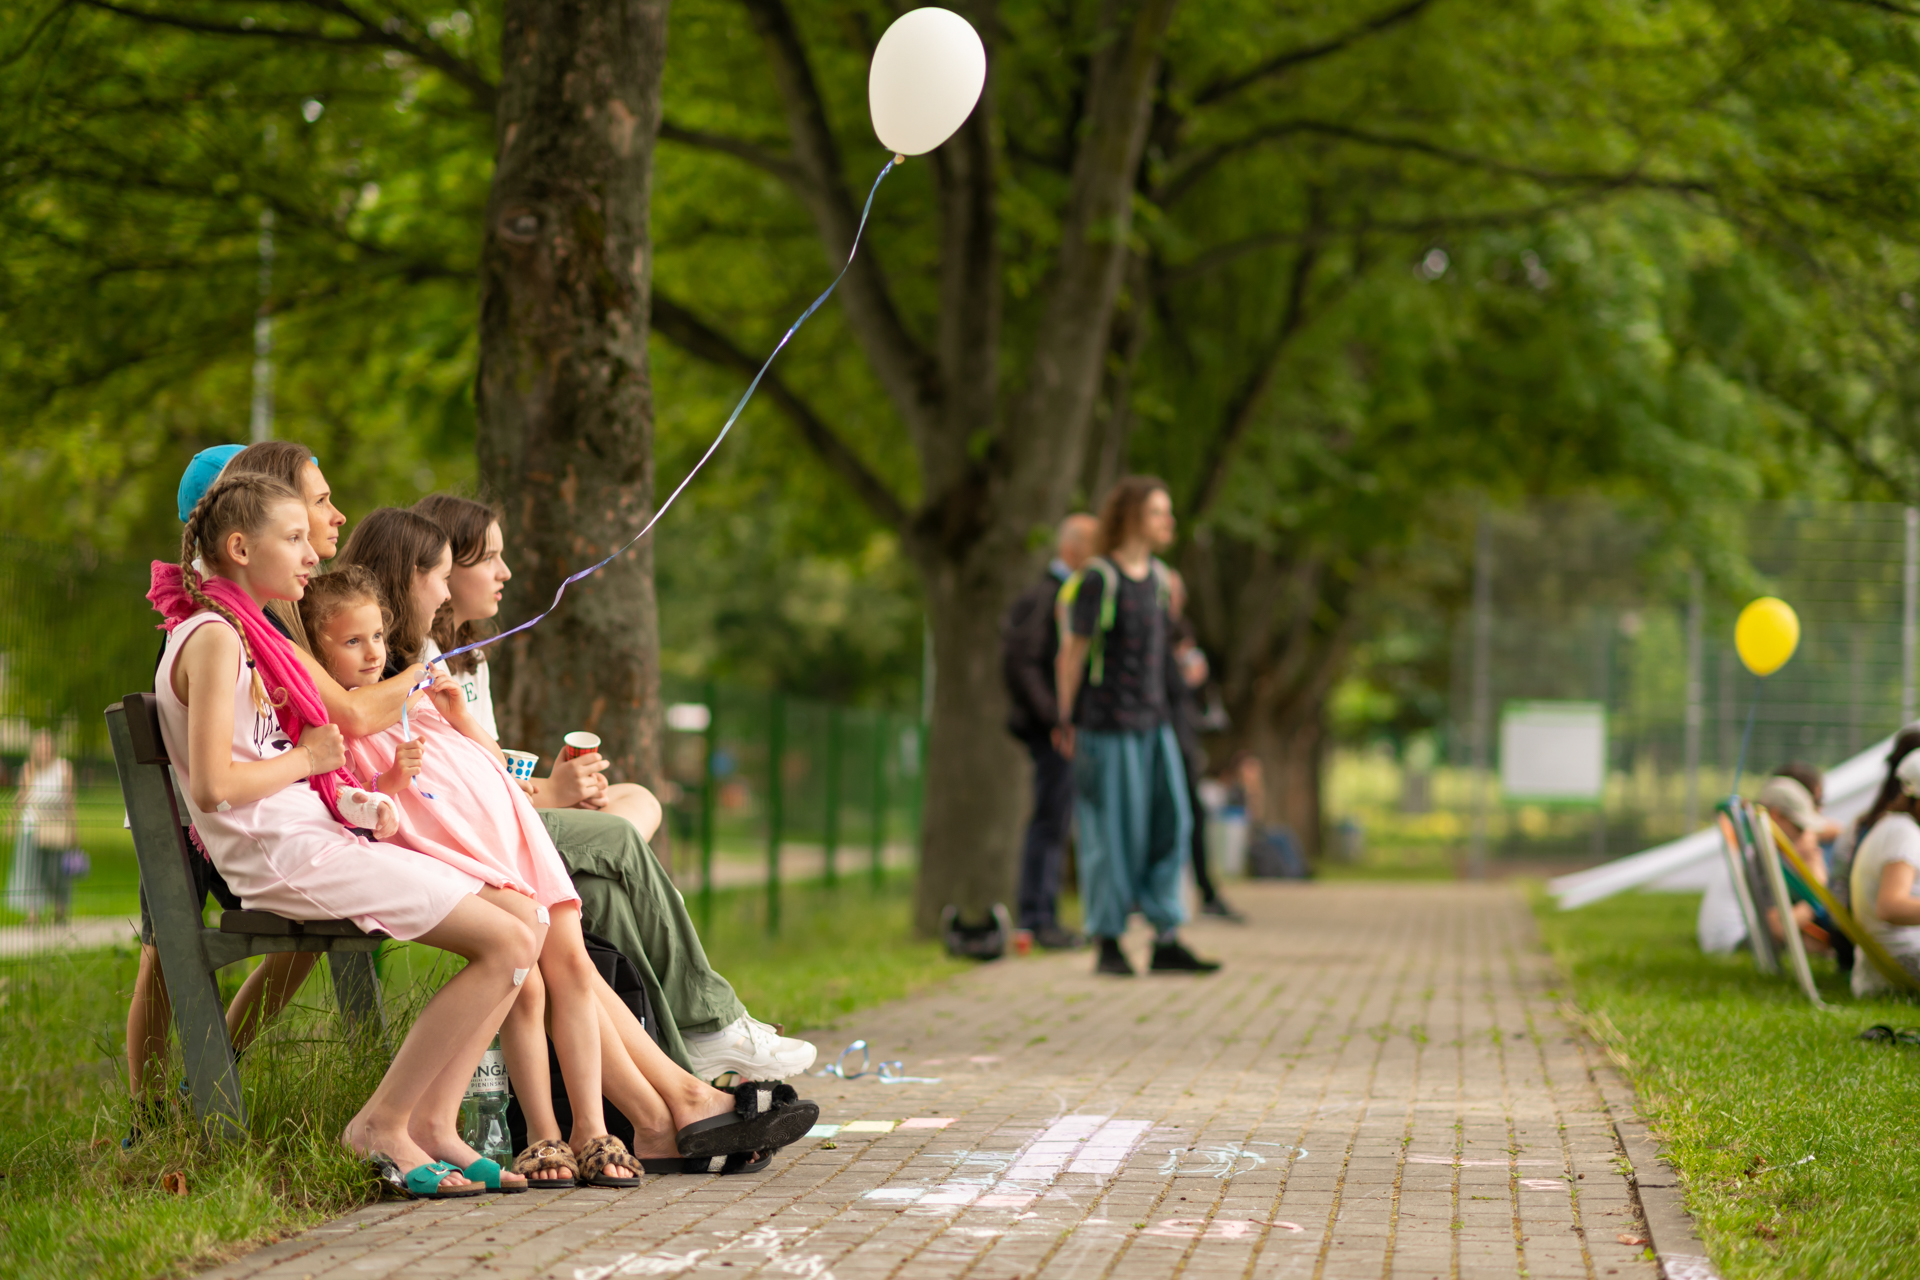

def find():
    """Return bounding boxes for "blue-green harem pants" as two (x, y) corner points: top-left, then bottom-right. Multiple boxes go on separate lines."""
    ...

(1071, 724), (1192, 939)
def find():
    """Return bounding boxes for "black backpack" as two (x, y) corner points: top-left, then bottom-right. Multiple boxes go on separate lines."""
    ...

(505, 929), (664, 1153)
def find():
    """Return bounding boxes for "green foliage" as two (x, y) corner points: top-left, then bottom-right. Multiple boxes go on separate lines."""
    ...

(1537, 889), (1920, 1279)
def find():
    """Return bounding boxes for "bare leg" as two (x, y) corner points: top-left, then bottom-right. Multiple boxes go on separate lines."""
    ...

(409, 888), (547, 1187)
(226, 952), (320, 1052)
(588, 971), (735, 1130)
(540, 904), (636, 1178)
(126, 945), (172, 1104)
(340, 892), (536, 1190)
(592, 998), (677, 1158)
(600, 784), (662, 844)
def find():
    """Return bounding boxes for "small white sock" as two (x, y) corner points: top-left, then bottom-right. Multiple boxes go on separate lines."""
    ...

(512, 967), (529, 987)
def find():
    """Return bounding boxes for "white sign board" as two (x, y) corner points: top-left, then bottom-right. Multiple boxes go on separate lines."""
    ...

(1499, 701), (1606, 802)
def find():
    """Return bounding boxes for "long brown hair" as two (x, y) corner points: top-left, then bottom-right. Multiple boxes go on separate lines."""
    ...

(1858, 727), (1920, 844)
(226, 440), (320, 648)
(179, 473), (307, 714)
(413, 493), (498, 674)
(337, 508), (449, 665)
(1095, 475), (1169, 557)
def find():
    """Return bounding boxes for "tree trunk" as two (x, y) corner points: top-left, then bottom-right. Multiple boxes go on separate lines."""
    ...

(909, 541), (1032, 933)
(1182, 532), (1354, 863)
(475, 0), (668, 793)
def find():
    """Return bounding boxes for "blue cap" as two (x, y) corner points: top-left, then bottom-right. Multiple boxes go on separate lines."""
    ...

(177, 445), (246, 522)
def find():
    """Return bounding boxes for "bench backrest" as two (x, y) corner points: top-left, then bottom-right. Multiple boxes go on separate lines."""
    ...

(106, 693), (201, 906)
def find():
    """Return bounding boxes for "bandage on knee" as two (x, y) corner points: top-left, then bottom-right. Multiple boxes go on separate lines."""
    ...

(512, 967), (529, 987)
(535, 905), (550, 925)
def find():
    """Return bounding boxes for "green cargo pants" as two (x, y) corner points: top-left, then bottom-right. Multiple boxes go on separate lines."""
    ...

(536, 808), (746, 1074)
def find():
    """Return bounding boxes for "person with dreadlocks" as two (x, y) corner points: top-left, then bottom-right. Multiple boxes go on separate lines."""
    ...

(150, 472), (544, 1197)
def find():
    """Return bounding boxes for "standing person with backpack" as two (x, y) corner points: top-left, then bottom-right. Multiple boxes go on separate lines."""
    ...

(1055, 478), (1220, 977)
(1001, 513), (1099, 949)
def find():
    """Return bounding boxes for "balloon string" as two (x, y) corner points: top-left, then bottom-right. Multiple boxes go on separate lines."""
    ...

(408, 156), (900, 695)
(1730, 672), (1763, 799)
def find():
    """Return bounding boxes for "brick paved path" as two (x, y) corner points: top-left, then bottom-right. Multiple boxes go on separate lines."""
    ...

(201, 882), (1685, 1280)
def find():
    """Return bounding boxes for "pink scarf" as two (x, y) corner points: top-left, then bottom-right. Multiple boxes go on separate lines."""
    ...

(148, 562), (356, 829)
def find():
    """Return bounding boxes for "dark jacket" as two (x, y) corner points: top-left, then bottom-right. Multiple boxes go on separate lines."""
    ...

(1001, 565), (1069, 741)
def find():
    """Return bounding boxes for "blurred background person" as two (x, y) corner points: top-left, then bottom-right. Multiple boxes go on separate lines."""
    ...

(1000, 513), (1097, 949)
(7, 728), (76, 924)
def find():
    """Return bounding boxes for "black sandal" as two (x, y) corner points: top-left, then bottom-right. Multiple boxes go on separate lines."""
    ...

(676, 1081), (820, 1160)
(641, 1149), (773, 1175)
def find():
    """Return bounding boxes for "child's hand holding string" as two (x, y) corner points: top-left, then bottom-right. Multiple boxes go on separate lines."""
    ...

(378, 739), (425, 797)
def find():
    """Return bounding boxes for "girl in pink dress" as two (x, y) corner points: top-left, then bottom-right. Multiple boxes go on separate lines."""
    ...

(325, 510), (816, 1175)
(153, 473), (543, 1198)
(299, 562), (636, 1186)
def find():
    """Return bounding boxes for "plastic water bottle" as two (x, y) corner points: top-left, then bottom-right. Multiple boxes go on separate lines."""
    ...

(459, 1034), (513, 1163)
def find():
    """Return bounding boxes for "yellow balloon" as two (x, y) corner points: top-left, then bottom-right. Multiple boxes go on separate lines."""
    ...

(1735, 596), (1800, 677)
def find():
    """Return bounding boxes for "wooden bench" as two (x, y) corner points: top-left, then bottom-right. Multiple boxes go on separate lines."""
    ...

(106, 692), (387, 1140)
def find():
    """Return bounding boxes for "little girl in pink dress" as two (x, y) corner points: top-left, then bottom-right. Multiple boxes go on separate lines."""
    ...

(321, 509), (820, 1177)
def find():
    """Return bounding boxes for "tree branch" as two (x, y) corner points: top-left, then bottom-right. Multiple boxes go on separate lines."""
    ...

(74, 0), (499, 114)
(657, 119), (809, 190)
(1188, 233), (1320, 518)
(1194, 0), (1436, 106)
(649, 292), (912, 533)
(1164, 118), (1710, 205)
(735, 0), (939, 441)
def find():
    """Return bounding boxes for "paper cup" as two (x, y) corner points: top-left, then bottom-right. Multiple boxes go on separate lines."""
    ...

(502, 749), (539, 781)
(559, 731), (601, 763)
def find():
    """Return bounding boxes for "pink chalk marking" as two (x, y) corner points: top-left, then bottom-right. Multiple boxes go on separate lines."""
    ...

(899, 1117), (956, 1129)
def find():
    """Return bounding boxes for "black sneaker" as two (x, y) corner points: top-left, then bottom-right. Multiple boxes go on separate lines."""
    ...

(1200, 898), (1245, 923)
(1033, 924), (1086, 950)
(1150, 939), (1222, 974)
(123, 1096), (167, 1150)
(1095, 937), (1134, 976)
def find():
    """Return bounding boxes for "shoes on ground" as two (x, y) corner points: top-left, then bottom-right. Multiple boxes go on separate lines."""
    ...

(1033, 924), (1086, 950)
(1200, 897), (1246, 923)
(1095, 937), (1135, 976)
(1150, 938), (1222, 974)
(685, 1015), (818, 1083)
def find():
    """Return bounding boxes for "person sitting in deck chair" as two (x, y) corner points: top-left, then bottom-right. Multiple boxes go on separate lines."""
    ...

(1849, 731), (1920, 997)
(1753, 774), (1836, 957)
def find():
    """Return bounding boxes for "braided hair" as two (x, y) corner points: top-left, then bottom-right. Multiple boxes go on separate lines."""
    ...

(179, 472), (306, 715)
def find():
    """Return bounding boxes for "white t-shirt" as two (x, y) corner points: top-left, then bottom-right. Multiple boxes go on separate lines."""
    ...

(1849, 812), (1920, 996)
(424, 640), (499, 742)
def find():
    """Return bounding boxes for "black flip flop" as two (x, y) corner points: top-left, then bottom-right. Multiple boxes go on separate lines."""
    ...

(1860, 1025), (1899, 1043)
(676, 1082), (820, 1160)
(641, 1150), (773, 1176)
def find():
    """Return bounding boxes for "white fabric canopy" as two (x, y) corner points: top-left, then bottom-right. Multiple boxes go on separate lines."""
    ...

(1546, 732), (1899, 910)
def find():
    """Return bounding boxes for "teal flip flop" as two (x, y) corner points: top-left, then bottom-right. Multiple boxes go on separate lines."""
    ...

(402, 1160), (485, 1198)
(463, 1157), (527, 1194)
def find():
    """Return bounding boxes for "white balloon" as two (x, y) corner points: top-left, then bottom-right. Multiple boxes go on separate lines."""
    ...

(868, 8), (987, 157)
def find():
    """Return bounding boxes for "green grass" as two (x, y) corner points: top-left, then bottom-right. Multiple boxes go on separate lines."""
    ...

(1534, 889), (1920, 1279)
(0, 871), (963, 1279)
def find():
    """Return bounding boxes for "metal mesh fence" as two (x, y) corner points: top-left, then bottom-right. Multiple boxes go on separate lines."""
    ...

(1333, 500), (1917, 869)
(0, 540), (924, 973)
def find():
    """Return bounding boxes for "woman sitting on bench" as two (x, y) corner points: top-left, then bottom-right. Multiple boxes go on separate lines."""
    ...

(153, 472), (550, 1198)
(319, 512), (816, 1176)
(1847, 728), (1920, 997)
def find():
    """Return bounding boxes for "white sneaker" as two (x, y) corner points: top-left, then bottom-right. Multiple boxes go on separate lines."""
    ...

(684, 1015), (818, 1082)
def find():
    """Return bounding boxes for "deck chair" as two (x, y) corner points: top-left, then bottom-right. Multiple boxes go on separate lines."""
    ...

(1737, 802), (1827, 1008)
(1764, 820), (1920, 996)
(1716, 802), (1777, 974)
(106, 693), (387, 1141)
